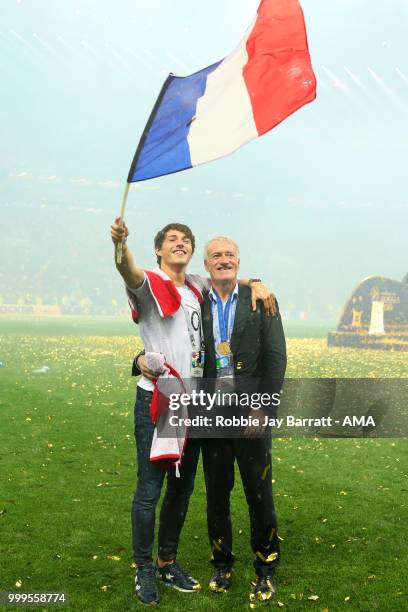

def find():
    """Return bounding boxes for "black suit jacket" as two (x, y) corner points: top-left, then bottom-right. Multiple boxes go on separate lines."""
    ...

(202, 285), (287, 393)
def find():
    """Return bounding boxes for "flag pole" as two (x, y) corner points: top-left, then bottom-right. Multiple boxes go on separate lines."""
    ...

(115, 182), (130, 264)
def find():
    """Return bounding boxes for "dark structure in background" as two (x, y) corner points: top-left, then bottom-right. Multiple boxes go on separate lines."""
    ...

(328, 274), (408, 351)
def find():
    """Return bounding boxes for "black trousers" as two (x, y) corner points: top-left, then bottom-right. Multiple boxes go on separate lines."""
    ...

(201, 435), (280, 574)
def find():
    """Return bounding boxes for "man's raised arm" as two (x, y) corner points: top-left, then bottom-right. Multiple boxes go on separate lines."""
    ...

(111, 217), (145, 290)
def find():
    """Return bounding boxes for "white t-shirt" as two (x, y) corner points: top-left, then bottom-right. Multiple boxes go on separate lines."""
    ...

(127, 272), (208, 391)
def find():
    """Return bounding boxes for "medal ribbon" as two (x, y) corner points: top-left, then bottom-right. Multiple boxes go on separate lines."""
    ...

(215, 292), (233, 343)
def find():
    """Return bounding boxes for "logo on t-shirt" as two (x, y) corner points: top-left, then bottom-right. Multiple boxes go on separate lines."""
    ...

(191, 310), (200, 331)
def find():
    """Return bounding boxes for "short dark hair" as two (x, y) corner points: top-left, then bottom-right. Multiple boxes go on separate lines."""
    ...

(154, 223), (195, 266)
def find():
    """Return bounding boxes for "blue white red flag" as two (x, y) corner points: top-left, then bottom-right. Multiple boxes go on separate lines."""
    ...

(128, 0), (316, 183)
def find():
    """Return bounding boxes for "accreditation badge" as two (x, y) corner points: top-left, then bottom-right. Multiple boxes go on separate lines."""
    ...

(215, 354), (234, 379)
(191, 350), (204, 378)
(215, 354), (235, 394)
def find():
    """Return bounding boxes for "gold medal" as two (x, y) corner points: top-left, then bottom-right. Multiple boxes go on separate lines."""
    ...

(217, 341), (231, 355)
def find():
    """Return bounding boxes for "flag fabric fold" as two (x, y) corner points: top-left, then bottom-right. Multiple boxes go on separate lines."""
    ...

(128, 0), (316, 183)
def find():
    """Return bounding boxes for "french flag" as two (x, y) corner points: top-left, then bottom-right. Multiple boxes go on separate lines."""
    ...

(128, 0), (316, 183)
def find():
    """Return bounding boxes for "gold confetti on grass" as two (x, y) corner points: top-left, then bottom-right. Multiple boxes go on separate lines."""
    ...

(15, 580), (22, 588)
(308, 595), (320, 601)
(286, 338), (408, 378)
(3, 330), (406, 608)
(2, 334), (140, 408)
(107, 555), (121, 561)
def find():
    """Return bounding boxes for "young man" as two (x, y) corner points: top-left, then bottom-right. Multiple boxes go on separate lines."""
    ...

(111, 219), (274, 605)
(200, 236), (287, 604)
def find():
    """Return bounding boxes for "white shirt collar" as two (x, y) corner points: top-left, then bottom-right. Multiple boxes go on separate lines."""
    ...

(209, 283), (239, 303)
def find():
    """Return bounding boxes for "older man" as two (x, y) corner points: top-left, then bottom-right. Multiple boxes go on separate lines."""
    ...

(201, 236), (287, 603)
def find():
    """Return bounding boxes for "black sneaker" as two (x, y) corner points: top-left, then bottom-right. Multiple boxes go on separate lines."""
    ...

(135, 564), (160, 605)
(250, 574), (276, 603)
(156, 560), (200, 592)
(208, 566), (232, 593)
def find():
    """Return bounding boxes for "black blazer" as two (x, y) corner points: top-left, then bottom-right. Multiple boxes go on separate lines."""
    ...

(202, 285), (287, 388)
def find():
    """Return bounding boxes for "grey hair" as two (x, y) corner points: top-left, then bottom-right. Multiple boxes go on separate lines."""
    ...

(203, 236), (240, 262)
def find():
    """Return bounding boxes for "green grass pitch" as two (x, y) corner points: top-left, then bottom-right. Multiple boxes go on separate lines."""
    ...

(0, 317), (407, 611)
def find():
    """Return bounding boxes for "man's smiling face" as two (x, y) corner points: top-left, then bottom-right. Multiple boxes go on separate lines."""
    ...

(205, 238), (240, 283)
(156, 229), (193, 267)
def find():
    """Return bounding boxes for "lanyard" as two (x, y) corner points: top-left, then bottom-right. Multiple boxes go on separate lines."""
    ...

(215, 292), (233, 342)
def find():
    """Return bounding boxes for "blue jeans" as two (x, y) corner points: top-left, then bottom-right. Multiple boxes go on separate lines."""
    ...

(131, 387), (200, 564)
